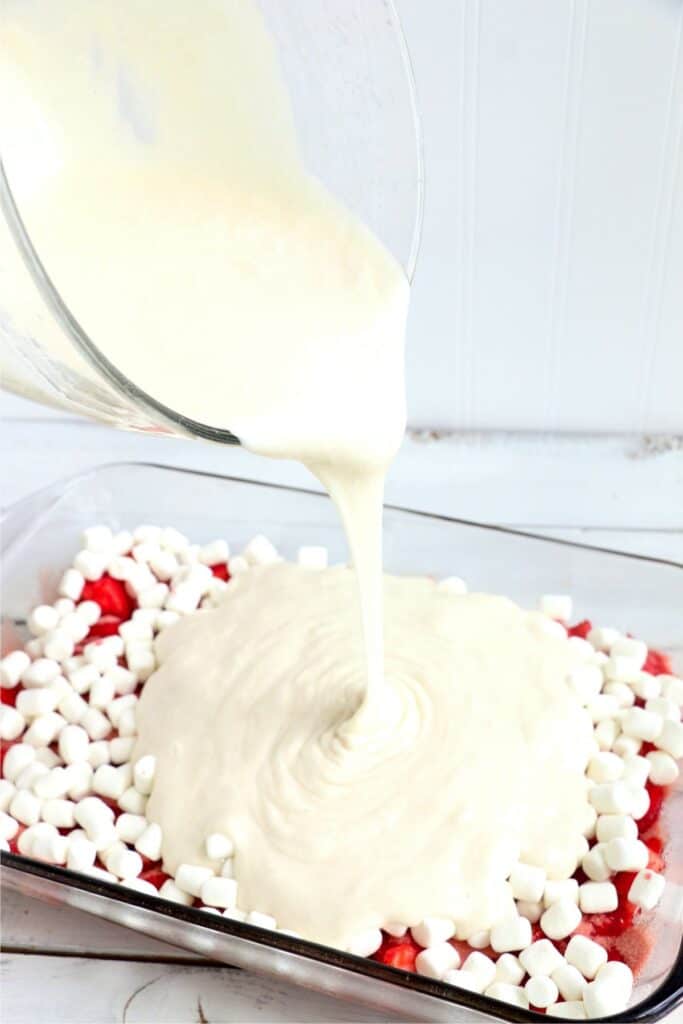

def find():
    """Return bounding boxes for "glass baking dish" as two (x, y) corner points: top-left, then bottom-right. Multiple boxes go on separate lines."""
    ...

(1, 462), (681, 1023)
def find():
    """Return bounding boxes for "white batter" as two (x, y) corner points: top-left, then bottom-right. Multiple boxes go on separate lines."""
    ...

(2, 1), (595, 947)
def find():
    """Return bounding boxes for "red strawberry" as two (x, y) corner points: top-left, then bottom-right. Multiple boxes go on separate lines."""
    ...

(86, 616), (124, 640)
(1, 687), (18, 707)
(211, 563), (230, 581)
(374, 935), (421, 972)
(637, 782), (665, 835)
(139, 867), (171, 890)
(642, 648), (672, 677)
(568, 620), (592, 639)
(81, 575), (135, 620)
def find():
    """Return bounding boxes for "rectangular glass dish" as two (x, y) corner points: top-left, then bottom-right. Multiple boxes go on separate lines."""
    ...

(1, 462), (681, 1023)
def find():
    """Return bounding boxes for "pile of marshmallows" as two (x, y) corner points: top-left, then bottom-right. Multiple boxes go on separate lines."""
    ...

(1, 526), (682, 1021)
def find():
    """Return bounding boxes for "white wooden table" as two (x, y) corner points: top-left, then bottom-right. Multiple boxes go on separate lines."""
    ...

(2, 394), (682, 1022)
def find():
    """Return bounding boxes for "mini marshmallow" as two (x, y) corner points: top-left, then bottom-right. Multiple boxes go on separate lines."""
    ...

(66, 762), (94, 800)
(589, 781), (632, 815)
(125, 566), (158, 597)
(21, 658), (60, 688)
(546, 1000), (587, 1019)
(544, 878), (579, 907)
(118, 787), (147, 815)
(581, 844), (612, 883)
(82, 525), (114, 552)
(134, 525), (163, 545)
(593, 719), (620, 751)
(509, 862), (546, 903)
(148, 549), (179, 581)
(123, 878), (158, 896)
(415, 942), (461, 980)
(105, 843), (143, 880)
(66, 833), (97, 872)
(16, 687), (58, 720)
(646, 750), (679, 785)
(525, 975), (558, 1009)
(620, 756), (650, 791)
(494, 953), (525, 986)
(1, 650), (31, 688)
(443, 969), (483, 993)
(73, 796), (114, 837)
(134, 822), (162, 861)
(612, 734), (641, 758)
(631, 672), (661, 701)
(205, 832), (234, 861)
(627, 869), (666, 911)
(539, 594), (572, 620)
(24, 640), (44, 658)
(0, 811), (19, 841)
(133, 755), (156, 795)
(411, 917), (456, 948)
(115, 813), (147, 844)
(552, 963), (587, 1002)
(103, 667), (138, 697)
(438, 576), (468, 595)
(77, 601), (102, 627)
(621, 707), (663, 742)
(645, 696), (680, 722)
(297, 545), (329, 570)
(119, 619), (154, 643)
(610, 636), (647, 668)
(3, 744), (36, 781)
(109, 736), (136, 765)
(243, 535), (279, 566)
(200, 876), (239, 910)
(587, 752), (623, 784)
(467, 930), (491, 950)
(0, 706), (25, 741)
(565, 934), (608, 980)
(484, 983), (529, 1009)
(627, 784), (651, 821)
(58, 724), (90, 765)
(82, 708), (111, 742)
(595, 814), (638, 843)
(83, 643), (117, 673)
(36, 748), (61, 770)
(58, 568), (85, 601)
(383, 922), (407, 938)
(42, 630), (75, 663)
(0, 780), (16, 812)
(579, 882), (618, 914)
(604, 836), (649, 872)
(519, 939), (564, 978)
(57, 690), (88, 725)
(540, 898), (581, 940)
(17, 822), (53, 856)
(516, 900), (543, 923)
(32, 831), (68, 865)
(156, 610), (181, 631)
(604, 655), (642, 684)
(137, 583), (169, 609)
(107, 695), (137, 728)
(603, 681), (635, 707)
(246, 910), (277, 930)
(10, 789), (42, 826)
(15, 763), (47, 792)
(198, 540), (230, 565)
(59, 613), (89, 644)
(87, 741), (111, 768)
(461, 952), (496, 991)
(125, 645), (156, 681)
(93, 763), (131, 800)
(54, 598), (76, 617)
(159, 879), (194, 905)
(227, 555), (249, 576)
(655, 718), (683, 759)
(175, 863), (215, 897)
(108, 556), (137, 581)
(660, 674), (683, 706)
(69, 664), (101, 696)
(160, 527), (189, 553)
(24, 712), (66, 747)
(490, 914), (532, 953)
(28, 605), (60, 636)
(587, 695), (620, 724)
(41, 798), (76, 829)
(88, 674), (117, 711)
(583, 961), (633, 1018)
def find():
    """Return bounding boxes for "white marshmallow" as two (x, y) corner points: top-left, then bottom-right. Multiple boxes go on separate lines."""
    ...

(621, 754), (651, 788)
(525, 975), (558, 1009)
(58, 690), (89, 725)
(602, 682), (635, 708)
(118, 787), (147, 815)
(67, 833), (97, 872)
(58, 724), (90, 765)
(587, 752), (623, 784)
(137, 583), (169, 609)
(125, 645), (156, 681)
(587, 695), (620, 724)
(106, 695), (137, 728)
(443, 968), (483, 993)
(552, 963), (587, 1002)
(58, 568), (85, 601)
(655, 718), (683, 759)
(660, 674), (683, 706)
(87, 741), (111, 768)
(156, 610), (181, 631)
(3, 743), (36, 781)
(24, 712), (66, 747)
(198, 540), (230, 566)
(297, 545), (329, 570)
(21, 658), (60, 688)
(200, 876), (239, 910)
(243, 534), (279, 566)
(539, 594), (572, 620)
(35, 747), (61, 769)
(134, 822), (163, 861)
(115, 813), (147, 843)
(246, 910), (277, 930)
(411, 917), (455, 948)
(490, 914), (532, 953)
(382, 922), (407, 938)
(484, 983), (528, 1009)
(16, 687), (58, 719)
(148, 549), (179, 581)
(205, 832), (234, 861)
(175, 863), (215, 897)
(58, 613), (90, 644)
(583, 961), (633, 1018)
(0, 706), (26, 741)
(646, 750), (679, 785)
(415, 942), (461, 980)
(42, 630), (75, 663)
(588, 627), (620, 652)
(0, 811), (19, 841)
(566, 666), (603, 704)
(494, 953), (525, 985)
(593, 719), (620, 751)
(109, 736), (136, 765)
(159, 878), (194, 905)
(519, 939), (564, 977)
(82, 708), (111, 742)
(645, 696), (680, 722)
(627, 784), (651, 821)
(610, 637), (647, 668)
(93, 763), (132, 801)
(516, 900), (543, 923)
(461, 951), (496, 991)
(33, 766), (71, 799)
(88, 674), (117, 711)
(66, 761), (94, 800)
(604, 836), (649, 872)
(631, 672), (661, 701)
(9, 789), (42, 826)
(83, 643), (117, 673)
(579, 881), (618, 914)
(32, 830), (68, 864)
(105, 843), (143, 880)
(539, 899), (581, 940)
(581, 844), (612, 883)
(77, 600), (102, 627)
(604, 655), (642, 684)
(28, 605), (60, 636)
(627, 869), (666, 911)
(123, 878), (158, 896)
(595, 814), (638, 843)
(621, 707), (663, 741)
(564, 934), (608, 980)
(544, 879), (579, 908)
(466, 930), (491, 950)
(41, 798), (76, 828)
(69, 664), (100, 697)
(509, 862), (546, 903)
(0, 780), (16, 812)
(103, 666), (138, 697)
(133, 755), (156, 795)
(589, 781), (632, 814)
(546, 1000), (587, 1019)
(1, 650), (31, 688)
(82, 525), (114, 552)
(227, 555), (249, 576)
(73, 796), (115, 838)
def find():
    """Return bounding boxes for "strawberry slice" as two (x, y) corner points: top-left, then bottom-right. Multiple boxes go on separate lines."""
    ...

(637, 782), (665, 835)
(139, 867), (171, 890)
(211, 563), (230, 581)
(81, 575), (135, 620)
(642, 648), (672, 677)
(568, 620), (592, 639)
(86, 616), (124, 640)
(374, 935), (421, 972)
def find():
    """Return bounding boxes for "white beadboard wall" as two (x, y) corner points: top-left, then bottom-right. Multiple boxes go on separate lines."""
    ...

(396, 0), (683, 432)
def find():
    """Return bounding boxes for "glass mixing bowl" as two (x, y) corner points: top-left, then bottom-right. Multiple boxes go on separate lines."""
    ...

(0, 0), (423, 442)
